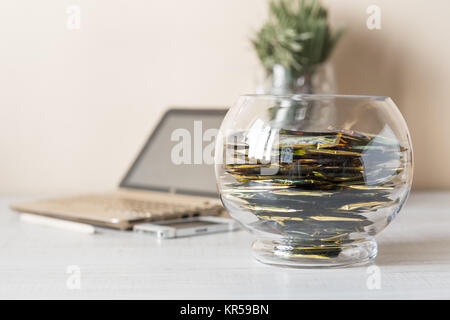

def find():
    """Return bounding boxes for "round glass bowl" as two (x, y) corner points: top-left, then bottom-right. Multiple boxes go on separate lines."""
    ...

(215, 94), (413, 268)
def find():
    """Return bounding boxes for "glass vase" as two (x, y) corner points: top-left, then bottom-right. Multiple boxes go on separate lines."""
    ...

(257, 63), (336, 95)
(215, 94), (413, 268)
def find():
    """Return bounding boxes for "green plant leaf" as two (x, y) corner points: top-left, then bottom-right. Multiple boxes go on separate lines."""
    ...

(251, 0), (344, 75)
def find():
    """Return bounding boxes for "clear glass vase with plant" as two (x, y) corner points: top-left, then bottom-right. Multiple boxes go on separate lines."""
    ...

(252, 0), (343, 94)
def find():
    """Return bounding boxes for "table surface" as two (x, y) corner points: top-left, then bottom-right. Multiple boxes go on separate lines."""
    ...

(1, 192), (449, 299)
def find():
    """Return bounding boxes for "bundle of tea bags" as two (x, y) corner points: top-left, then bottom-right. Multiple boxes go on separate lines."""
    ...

(221, 128), (407, 258)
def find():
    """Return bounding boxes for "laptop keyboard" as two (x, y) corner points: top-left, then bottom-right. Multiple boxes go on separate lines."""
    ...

(47, 195), (204, 220)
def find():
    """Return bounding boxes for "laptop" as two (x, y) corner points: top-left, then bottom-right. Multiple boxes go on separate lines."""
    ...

(11, 108), (228, 230)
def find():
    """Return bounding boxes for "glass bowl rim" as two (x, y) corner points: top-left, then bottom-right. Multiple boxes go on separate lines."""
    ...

(240, 93), (389, 101)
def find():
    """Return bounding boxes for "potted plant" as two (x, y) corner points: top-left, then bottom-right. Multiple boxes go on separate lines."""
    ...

(252, 0), (343, 94)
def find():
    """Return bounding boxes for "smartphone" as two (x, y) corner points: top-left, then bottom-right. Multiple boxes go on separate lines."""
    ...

(133, 216), (239, 239)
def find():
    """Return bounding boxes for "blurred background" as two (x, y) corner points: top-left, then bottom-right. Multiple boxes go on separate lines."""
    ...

(0, 0), (449, 195)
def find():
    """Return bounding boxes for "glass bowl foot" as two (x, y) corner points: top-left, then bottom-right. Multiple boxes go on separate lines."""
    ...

(252, 238), (377, 268)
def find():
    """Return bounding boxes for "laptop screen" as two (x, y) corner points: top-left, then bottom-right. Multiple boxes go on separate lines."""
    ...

(120, 109), (227, 198)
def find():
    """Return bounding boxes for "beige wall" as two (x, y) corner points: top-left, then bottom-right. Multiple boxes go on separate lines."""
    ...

(0, 0), (449, 195)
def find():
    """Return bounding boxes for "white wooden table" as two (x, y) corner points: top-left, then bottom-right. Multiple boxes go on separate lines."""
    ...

(0, 192), (449, 299)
